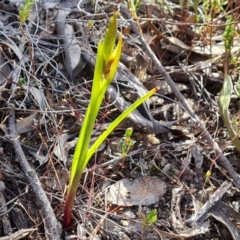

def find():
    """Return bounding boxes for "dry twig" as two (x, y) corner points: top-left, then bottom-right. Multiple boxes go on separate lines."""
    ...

(7, 106), (62, 240)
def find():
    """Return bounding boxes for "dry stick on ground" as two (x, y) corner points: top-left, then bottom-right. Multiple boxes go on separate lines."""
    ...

(8, 106), (62, 240)
(120, 4), (240, 189)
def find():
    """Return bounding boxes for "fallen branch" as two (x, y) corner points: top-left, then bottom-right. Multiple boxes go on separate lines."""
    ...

(8, 106), (62, 240)
(120, 4), (240, 189)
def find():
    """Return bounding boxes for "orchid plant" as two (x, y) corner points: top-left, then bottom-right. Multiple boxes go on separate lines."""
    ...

(63, 12), (158, 228)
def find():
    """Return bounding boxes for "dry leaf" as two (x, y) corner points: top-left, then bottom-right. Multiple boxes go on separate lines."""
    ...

(107, 176), (167, 206)
(16, 111), (38, 134)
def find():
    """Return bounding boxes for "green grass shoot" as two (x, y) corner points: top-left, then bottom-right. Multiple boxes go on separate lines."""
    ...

(219, 17), (240, 151)
(63, 12), (159, 228)
(18, 0), (36, 24)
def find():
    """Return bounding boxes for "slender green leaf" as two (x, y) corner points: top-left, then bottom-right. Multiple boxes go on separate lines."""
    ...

(92, 41), (104, 95)
(86, 87), (159, 162)
(69, 42), (105, 185)
(219, 73), (240, 151)
(102, 12), (118, 63)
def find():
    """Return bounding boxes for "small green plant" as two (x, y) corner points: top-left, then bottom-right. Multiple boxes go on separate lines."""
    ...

(18, 77), (27, 85)
(141, 209), (158, 229)
(18, 0), (35, 26)
(18, 0), (36, 75)
(219, 17), (240, 151)
(223, 16), (234, 51)
(119, 128), (135, 157)
(219, 74), (240, 151)
(204, 170), (211, 184)
(63, 12), (158, 228)
(117, 127), (136, 166)
(128, 0), (141, 18)
(87, 20), (94, 29)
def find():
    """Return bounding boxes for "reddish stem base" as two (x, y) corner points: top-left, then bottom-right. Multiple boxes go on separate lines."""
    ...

(63, 191), (75, 229)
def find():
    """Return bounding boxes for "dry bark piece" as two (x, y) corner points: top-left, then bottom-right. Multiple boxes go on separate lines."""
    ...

(186, 181), (232, 226)
(0, 41), (22, 90)
(63, 24), (83, 80)
(169, 183), (210, 237)
(210, 201), (240, 240)
(9, 208), (28, 230)
(191, 144), (204, 169)
(0, 181), (12, 236)
(55, 7), (84, 81)
(174, 220), (209, 238)
(107, 176), (167, 206)
(0, 50), (12, 85)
